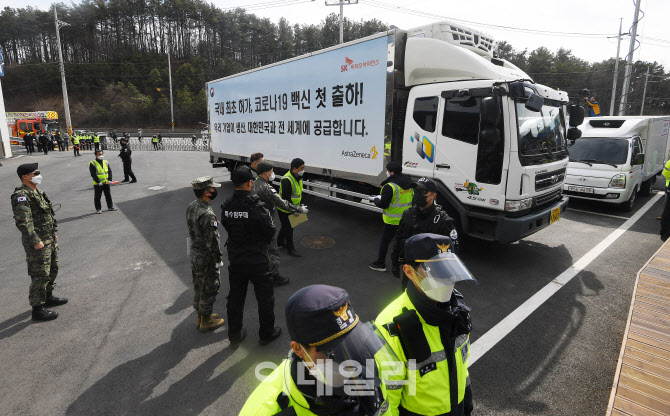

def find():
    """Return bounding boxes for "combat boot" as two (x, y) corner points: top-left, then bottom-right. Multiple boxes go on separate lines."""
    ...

(196, 312), (220, 327)
(32, 305), (58, 321)
(199, 314), (225, 333)
(45, 292), (68, 307)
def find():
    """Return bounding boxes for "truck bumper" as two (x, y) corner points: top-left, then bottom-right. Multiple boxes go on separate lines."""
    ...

(466, 196), (569, 244)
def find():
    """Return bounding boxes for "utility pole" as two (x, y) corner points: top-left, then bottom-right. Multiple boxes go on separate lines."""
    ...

(325, 0), (358, 44)
(167, 37), (174, 132)
(609, 18), (624, 116)
(0, 49), (12, 159)
(640, 66), (650, 115)
(54, 6), (73, 136)
(618, 0), (642, 116)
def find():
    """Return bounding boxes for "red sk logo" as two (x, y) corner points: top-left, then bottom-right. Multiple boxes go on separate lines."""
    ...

(345, 57), (354, 65)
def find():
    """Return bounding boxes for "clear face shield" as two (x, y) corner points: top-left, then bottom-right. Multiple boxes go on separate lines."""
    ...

(297, 322), (399, 414)
(410, 252), (477, 302)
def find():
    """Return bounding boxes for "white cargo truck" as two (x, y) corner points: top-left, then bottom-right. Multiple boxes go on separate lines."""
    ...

(208, 21), (584, 243)
(564, 116), (670, 211)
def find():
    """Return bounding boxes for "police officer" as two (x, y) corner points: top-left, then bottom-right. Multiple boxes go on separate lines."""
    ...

(221, 166), (280, 344)
(277, 158), (305, 257)
(89, 150), (118, 214)
(72, 133), (81, 157)
(369, 161), (413, 272)
(11, 163), (68, 321)
(660, 159), (670, 240)
(118, 137), (137, 183)
(186, 176), (226, 332)
(93, 132), (100, 151)
(240, 284), (401, 415)
(392, 177), (460, 289)
(152, 134), (159, 150)
(375, 233), (476, 416)
(251, 161), (308, 286)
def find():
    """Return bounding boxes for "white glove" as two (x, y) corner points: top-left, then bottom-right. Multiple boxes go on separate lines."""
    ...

(297, 205), (308, 214)
(215, 261), (224, 269)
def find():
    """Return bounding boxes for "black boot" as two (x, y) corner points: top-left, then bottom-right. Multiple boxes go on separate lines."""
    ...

(45, 292), (68, 307)
(273, 275), (290, 286)
(287, 248), (302, 257)
(259, 327), (282, 346)
(32, 305), (58, 321)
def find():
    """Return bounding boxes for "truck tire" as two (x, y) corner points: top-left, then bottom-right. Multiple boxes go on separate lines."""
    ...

(621, 186), (637, 212)
(639, 178), (653, 197)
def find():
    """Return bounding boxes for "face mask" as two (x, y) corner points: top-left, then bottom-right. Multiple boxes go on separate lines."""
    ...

(208, 189), (218, 200)
(386, 171), (391, 178)
(31, 174), (43, 185)
(269, 172), (276, 181)
(412, 192), (429, 207)
(296, 170), (304, 177)
(97, 155), (104, 159)
(419, 275), (454, 302)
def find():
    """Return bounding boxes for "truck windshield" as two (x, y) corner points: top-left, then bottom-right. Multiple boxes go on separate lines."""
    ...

(516, 102), (567, 161)
(568, 138), (629, 165)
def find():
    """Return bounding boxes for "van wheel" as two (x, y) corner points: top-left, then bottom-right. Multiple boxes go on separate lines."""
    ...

(639, 178), (653, 197)
(621, 187), (637, 212)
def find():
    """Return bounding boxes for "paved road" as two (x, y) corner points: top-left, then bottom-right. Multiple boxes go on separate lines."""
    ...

(0, 150), (665, 415)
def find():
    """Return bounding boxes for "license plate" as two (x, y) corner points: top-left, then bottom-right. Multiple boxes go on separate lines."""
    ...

(550, 207), (560, 224)
(567, 186), (594, 194)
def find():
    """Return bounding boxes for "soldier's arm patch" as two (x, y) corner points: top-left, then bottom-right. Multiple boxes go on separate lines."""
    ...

(17, 196), (27, 202)
(213, 221), (218, 228)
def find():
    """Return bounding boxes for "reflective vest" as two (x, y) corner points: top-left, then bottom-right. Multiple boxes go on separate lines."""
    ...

(375, 291), (470, 415)
(382, 183), (413, 225)
(239, 356), (394, 416)
(93, 135), (100, 143)
(277, 173), (303, 213)
(72, 136), (80, 145)
(89, 160), (109, 184)
(663, 160), (670, 188)
(152, 136), (158, 143)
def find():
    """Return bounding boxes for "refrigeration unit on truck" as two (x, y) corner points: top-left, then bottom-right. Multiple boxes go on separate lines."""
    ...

(208, 21), (584, 244)
(564, 116), (670, 211)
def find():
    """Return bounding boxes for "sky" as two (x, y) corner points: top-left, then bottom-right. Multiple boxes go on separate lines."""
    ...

(10, 0), (670, 70)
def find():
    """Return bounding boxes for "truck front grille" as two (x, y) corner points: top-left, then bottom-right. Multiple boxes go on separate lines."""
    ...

(535, 168), (566, 192)
(533, 188), (562, 208)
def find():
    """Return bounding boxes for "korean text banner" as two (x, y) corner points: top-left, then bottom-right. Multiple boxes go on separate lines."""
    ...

(209, 36), (388, 176)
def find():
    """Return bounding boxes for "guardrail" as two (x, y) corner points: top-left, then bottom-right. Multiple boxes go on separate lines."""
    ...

(102, 137), (210, 152)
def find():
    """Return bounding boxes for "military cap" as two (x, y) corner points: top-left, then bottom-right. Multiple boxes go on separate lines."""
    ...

(410, 176), (438, 193)
(191, 176), (221, 190)
(231, 166), (254, 185)
(285, 285), (359, 348)
(256, 160), (273, 174)
(17, 163), (39, 178)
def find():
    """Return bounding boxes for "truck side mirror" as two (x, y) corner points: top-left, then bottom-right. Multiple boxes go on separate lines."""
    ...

(634, 153), (645, 165)
(567, 128), (581, 143)
(480, 97), (500, 127)
(525, 93), (544, 112)
(569, 105), (585, 127)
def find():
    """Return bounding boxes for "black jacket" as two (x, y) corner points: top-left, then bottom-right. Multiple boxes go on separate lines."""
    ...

(89, 159), (113, 185)
(373, 173), (413, 209)
(392, 202), (460, 276)
(118, 144), (132, 161)
(221, 190), (276, 265)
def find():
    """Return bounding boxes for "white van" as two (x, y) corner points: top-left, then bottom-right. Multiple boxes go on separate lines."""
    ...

(564, 116), (670, 211)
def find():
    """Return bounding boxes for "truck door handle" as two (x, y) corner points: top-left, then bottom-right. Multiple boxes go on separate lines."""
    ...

(436, 164), (450, 169)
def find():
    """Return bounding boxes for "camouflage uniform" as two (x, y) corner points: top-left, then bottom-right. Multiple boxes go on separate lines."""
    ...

(251, 176), (299, 276)
(11, 185), (59, 307)
(186, 198), (223, 316)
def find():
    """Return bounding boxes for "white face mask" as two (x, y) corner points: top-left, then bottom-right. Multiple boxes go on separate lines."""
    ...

(269, 172), (276, 181)
(296, 170), (304, 177)
(386, 171), (391, 178)
(97, 155), (104, 159)
(419, 276), (454, 302)
(31, 174), (43, 185)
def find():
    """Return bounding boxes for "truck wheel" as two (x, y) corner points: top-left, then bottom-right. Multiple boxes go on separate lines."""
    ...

(621, 187), (637, 212)
(639, 178), (653, 197)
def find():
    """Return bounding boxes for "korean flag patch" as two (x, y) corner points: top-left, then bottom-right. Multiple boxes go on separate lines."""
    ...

(213, 221), (218, 228)
(17, 196), (27, 202)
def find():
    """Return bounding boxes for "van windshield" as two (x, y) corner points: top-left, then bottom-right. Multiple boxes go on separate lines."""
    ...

(568, 138), (629, 165)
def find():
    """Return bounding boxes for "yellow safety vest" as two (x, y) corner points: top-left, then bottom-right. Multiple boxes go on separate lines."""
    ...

(375, 291), (470, 415)
(93, 135), (100, 143)
(277, 173), (303, 213)
(72, 136), (80, 145)
(152, 136), (158, 143)
(663, 160), (670, 188)
(382, 183), (413, 225)
(89, 159), (109, 184)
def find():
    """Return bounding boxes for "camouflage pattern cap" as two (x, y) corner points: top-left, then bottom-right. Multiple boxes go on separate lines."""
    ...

(191, 176), (222, 190)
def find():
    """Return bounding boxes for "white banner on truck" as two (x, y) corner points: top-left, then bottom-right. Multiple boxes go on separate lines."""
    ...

(209, 36), (388, 176)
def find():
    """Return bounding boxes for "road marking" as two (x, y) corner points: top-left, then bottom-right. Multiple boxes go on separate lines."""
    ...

(469, 191), (663, 366)
(566, 208), (630, 220)
(148, 186), (165, 191)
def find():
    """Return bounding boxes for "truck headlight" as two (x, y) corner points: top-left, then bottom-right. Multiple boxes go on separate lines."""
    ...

(505, 198), (533, 212)
(609, 173), (626, 189)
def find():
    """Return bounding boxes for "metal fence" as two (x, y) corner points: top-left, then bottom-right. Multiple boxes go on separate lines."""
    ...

(102, 136), (210, 152)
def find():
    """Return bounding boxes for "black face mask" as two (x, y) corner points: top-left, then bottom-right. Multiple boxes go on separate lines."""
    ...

(208, 189), (218, 200)
(412, 192), (429, 207)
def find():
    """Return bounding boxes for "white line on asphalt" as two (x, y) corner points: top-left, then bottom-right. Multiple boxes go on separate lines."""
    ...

(148, 186), (165, 191)
(566, 208), (630, 220)
(469, 191), (663, 366)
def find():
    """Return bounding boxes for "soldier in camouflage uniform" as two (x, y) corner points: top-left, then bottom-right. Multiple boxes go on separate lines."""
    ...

(186, 176), (225, 333)
(250, 161), (307, 286)
(11, 163), (68, 321)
